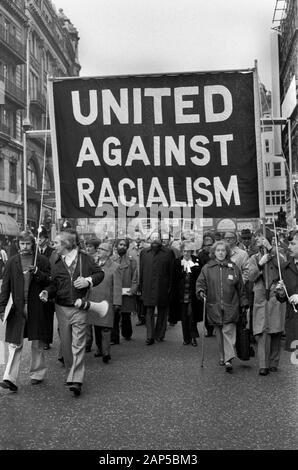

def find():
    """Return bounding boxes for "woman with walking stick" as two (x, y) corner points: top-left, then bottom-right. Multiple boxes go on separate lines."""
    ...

(196, 240), (248, 372)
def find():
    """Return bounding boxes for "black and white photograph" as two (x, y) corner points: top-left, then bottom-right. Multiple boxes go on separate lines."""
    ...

(0, 0), (297, 459)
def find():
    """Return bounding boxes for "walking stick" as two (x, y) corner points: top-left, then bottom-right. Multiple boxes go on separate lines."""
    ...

(201, 296), (207, 367)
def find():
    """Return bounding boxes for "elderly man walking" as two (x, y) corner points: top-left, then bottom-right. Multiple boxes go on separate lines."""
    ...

(40, 231), (104, 396)
(139, 232), (175, 345)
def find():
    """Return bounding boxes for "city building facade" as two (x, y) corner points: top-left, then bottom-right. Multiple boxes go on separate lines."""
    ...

(0, 0), (80, 241)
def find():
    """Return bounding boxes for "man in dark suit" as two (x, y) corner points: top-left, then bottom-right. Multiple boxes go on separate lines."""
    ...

(0, 231), (51, 392)
(38, 226), (55, 350)
(139, 232), (175, 345)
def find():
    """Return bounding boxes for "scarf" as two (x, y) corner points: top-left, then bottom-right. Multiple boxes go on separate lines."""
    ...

(181, 258), (195, 274)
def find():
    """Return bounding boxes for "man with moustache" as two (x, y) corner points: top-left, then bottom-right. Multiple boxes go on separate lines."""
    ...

(139, 232), (175, 345)
(111, 238), (138, 343)
(0, 231), (51, 392)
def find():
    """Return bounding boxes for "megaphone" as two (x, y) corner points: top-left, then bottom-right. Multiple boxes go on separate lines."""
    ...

(75, 299), (109, 318)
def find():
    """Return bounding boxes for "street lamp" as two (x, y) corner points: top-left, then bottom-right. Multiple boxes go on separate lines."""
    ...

(261, 117), (294, 228)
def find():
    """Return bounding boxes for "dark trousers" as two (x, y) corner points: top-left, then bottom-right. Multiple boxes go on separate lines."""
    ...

(205, 315), (214, 336)
(136, 296), (145, 322)
(181, 302), (199, 342)
(94, 326), (112, 356)
(111, 310), (133, 342)
(145, 305), (168, 340)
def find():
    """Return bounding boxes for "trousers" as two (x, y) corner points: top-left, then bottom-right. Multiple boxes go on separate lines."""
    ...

(55, 304), (87, 384)
(214, 323), (236, 363)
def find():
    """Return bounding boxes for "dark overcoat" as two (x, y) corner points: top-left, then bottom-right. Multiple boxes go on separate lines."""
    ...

(276, 259), (298, 351)
(40, 244), (55, 343)
(113, 253), (138, 313)
(0, 253), (51, 344)
(172, 255), (203, 323)
(139, 246), (175, 307)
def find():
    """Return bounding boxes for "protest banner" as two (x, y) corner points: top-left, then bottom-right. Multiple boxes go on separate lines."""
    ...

(48, 70), (261, 221)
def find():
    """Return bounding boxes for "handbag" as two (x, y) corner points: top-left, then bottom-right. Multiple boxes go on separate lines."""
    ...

(236, 309), (251, 361)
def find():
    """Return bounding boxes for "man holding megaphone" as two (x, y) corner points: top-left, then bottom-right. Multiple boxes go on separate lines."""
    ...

(39, 231), (104, 397)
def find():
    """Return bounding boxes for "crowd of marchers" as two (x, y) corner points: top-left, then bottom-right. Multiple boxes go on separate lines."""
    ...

(0, 225), (297, 397)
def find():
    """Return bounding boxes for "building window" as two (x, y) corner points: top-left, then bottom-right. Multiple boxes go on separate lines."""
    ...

(273, 162), (281, 177)
(0, 157), (4, 190)
(44, 169), (52, 190)
(265, 163), (270, 177)
(265, 139), (270, 153)
(9, 161), (17, 192)
(265, 191), (270, 205)
(270, 190), (286, 206)
(27, 160), (38, 188)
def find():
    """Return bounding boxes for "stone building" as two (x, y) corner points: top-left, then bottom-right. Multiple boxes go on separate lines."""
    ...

(0, 0), (80, 239)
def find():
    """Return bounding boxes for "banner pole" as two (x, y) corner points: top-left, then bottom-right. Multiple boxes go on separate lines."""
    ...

(253, 60), (266, 223)
(47, 76), (61, 220)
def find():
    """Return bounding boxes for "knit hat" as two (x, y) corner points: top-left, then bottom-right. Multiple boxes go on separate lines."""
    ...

(240, 229), (252, 240)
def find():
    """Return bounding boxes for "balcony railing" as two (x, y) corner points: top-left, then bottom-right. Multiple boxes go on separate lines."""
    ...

(30, 90), (46, 111)
(0, 73), (26, 107)
(0, 24), (26, 62)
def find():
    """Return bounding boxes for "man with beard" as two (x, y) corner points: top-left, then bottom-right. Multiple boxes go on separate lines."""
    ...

(0, 231), (51, 392)
(198, 232), (215, 337)
(139, 232), (175, 345)
(111, 238), (138, 343)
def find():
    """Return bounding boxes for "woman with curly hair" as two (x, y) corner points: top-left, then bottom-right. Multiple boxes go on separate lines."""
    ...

(196, 240), (248, 372)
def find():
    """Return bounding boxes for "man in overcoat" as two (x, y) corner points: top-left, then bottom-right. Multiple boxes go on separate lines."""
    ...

(37, 226), (55, 350)
(248, 228), (286, 375)
(139, 232), (175, 344)
(275, 230), (298, 352)
(89, 242), (122, 363)
(111, 238), (138, 343)
(0, 231), (51, 392)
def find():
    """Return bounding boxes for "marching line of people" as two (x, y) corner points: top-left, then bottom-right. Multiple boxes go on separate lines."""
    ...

(0, 226), (297, 397)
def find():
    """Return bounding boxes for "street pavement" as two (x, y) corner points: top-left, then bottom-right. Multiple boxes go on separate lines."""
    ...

(0, 314), (297, 450)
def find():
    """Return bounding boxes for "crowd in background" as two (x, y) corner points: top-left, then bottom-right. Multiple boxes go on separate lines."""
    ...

(0, 224), (297, 396)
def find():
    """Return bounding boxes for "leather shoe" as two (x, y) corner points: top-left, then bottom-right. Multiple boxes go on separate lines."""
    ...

(269, 366), (278, 372)
(191, 339), (197, 347)
(58, 356), (65, 366)
(69, 382), (82, 396)
(43, 344), (50, 350)
(146, 338), (155, 345)
(183, 340), (191, 345)
(102, 354), (111, 363)
(0, 380), (18, 392)
(219, 359), (225, 366)
(110, 340), (119, 345)
(31, 379), (43, 385)
(225, 361), (233, 372)
(259, 368), (269, 376)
